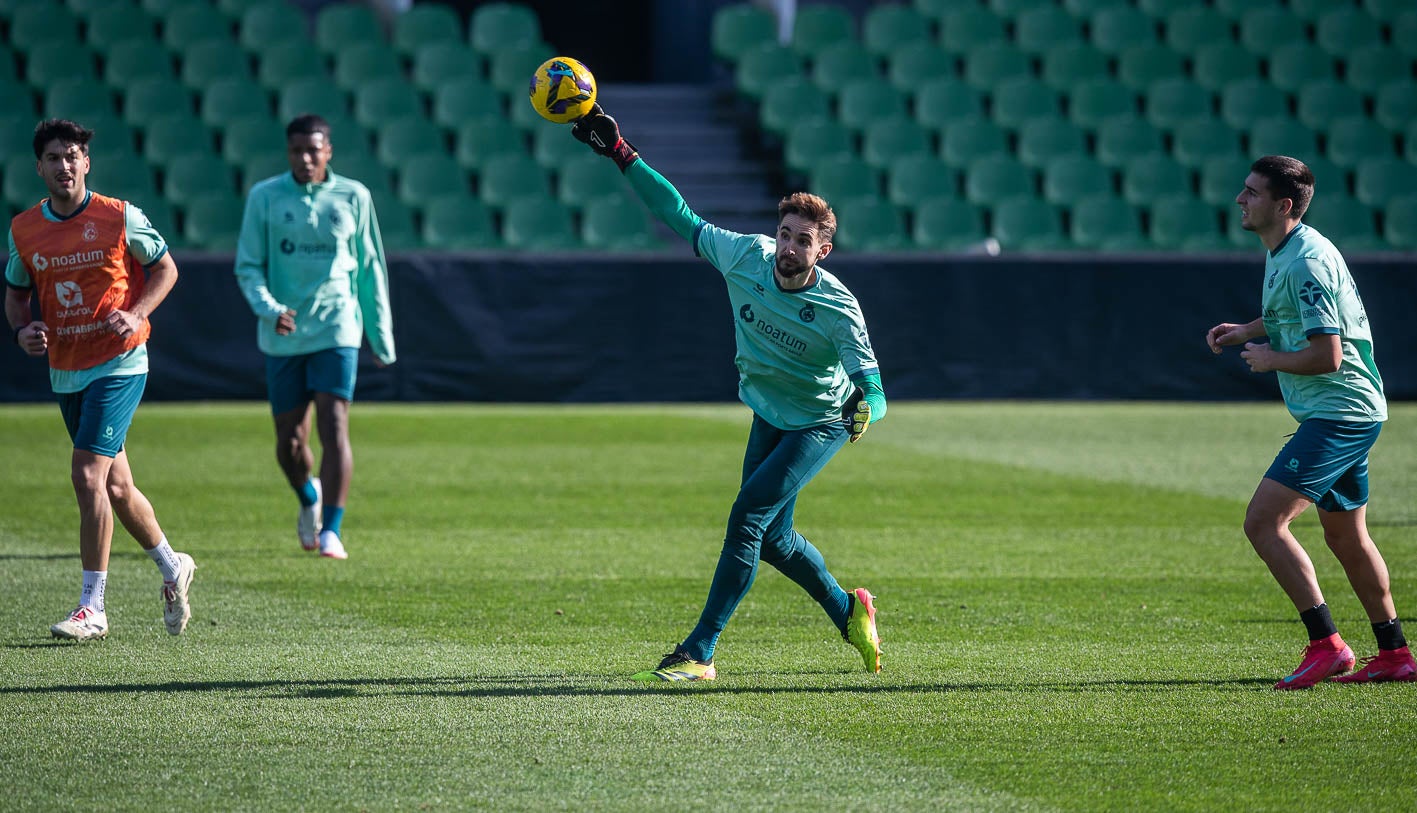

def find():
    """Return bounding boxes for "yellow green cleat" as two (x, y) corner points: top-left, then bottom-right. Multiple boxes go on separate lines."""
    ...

(632, 648), (717, 682)
(844, 588), (881, 673)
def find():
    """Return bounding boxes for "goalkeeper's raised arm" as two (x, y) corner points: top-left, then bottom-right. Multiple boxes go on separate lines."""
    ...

(571, 104), (703, 243)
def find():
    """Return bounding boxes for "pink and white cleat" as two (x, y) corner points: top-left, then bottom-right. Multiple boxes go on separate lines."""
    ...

(1274, 633), (1354, 690)
(1331, 646), (1417, 684)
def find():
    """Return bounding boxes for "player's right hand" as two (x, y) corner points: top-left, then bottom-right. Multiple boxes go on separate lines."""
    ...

(15, 321), (48, 357)
(275, 309), (296, 335)
(1206, 323), (1246, 354)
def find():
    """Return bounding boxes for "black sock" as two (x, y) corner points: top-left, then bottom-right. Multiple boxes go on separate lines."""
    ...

(1300, 603), (1339, 641)
(1373, 619), (1407, 651)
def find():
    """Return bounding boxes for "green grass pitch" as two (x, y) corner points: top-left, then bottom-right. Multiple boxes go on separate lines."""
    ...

(2, 401), (1415, 811)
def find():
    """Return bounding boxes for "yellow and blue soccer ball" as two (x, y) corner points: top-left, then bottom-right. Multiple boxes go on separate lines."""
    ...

(528, 57), (597, 124)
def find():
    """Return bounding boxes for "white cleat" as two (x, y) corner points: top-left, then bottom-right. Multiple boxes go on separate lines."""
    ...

(50, 606), (108, 641)
(318, 529), (347, 560)
(299, 477), (323, 551)
(162, 552), (196, 635)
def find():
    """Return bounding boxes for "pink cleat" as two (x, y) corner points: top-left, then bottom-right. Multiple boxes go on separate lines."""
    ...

(1331, 646), (1417, 684)
(1274, 633), (1355, 690)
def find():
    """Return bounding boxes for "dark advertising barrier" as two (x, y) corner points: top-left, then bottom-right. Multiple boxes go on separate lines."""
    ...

(3, 251), (1415, 403)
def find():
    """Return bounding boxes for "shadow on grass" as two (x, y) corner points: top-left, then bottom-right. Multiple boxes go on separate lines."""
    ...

(0, 674), (1276, 697)
(0, 553), (74, 561)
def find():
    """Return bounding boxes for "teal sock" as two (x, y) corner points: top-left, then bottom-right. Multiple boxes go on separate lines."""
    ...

(297, 479), (318, 508)
(322, 506), (344, 536)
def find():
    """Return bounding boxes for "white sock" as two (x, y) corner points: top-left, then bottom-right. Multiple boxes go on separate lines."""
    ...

(81, 570), (107, 613)
(147, 538), (181, 582)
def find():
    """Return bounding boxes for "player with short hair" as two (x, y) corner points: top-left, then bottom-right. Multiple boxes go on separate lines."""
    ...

(1208, 155), (1412, 688)
(235, 114), (396, 560)
(5, 118), (195, 641)
(571, 105), (886, 682)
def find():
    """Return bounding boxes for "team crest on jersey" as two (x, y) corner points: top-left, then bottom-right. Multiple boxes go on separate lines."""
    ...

(798, 303), (816, 323)
(81, 222), (97, 241)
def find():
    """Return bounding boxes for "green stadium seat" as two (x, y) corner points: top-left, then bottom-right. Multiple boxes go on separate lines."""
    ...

(141, 112), (216, 166)
(1406, 121), (1417, 163)
(132, 196), (178, 245)
(1268, 44), (1336, 94)
(810, 42), (876, 95)
(1016, 117), (1087, 168)
(1039, 42), (1109, 91)
(938, 6), (1006, 55)
(1303, 194), (1382, 250)
(735, 43), (803, 101)
(556, 153), (625, 209)
(1303, 155), (1348, 199)
(1316, 8), (1383, 57)
(392, 4), (462, 57)
(1344, 47), (1412, 96)
(531, 125), (584, 169)
(503, 196), (578, 250)
(432, 78), (503, 130)
(887, 44), (957, 96)
(863, 5), (931, 57)
(1067, 79), (1138, 130)
(1171, 119), (1242, 169)
(912, 79), (984, 135)
(1163, 7), (1234, 55)
(1296, 80), (1364, 132)
(1144, 78), (1213, 131)
(1375, 80), (1417, 134)
(278, 78), (349, 122)
(411, 42), (484, 92)
(991, 196), (1066, 250)
(808, 157), (879, 205)
(181, 39), (254, 89)
(3, 155), (44, 209)
(239, 153), (285, 191)
(162, 152), (235, 206)
(1190, 43), (1261, 92)
(487, 44), (554, 95)
(353, 78), (423, 129)
(334, 42), (402, 92)
(1070, 194), (1146, 250)
(1198, 155), (1252, 206)
(478, 154), (549, 209)
(371, 193), (419, 251)
(1246, 116), (1319, 162)
(374, 116), (443, 166)
(104, 39), (177, 85)
(46, 79), (117, 120)
(885, 155), (959, 208)
(1219, 79), (1289, 131)
(581, 194), (660, 251)
(90, 156), (158, 206)
(911, 196), (986, 250)
(454, 118), (527, 171)
(1061, 0), (1126, 15)
(1090, 7), (1158, 54)
(1042, 155), (1113, 204)
(26, 44), (98, 85)
(1354, 157), (1417, 208)
(469, 3), (543, 58)
(220, 115), (284, 164)
(9, 4), (82, 54)
(758, 77), (831, 136)
(181, 190), (244, 250)
(991, 79), (1061, 129)
(218, 0), (280, 18)
(255, 40), (328, 90)
(965, 156), (1035, 205)
(329, 151), (392, 197)
(962, 44), (1031, 89)
(1325, 115), (1397, 169)
(711, 3), (776, 64)
(238, 1), (309, 53)
(837, 79), (907, 133)
(161, 4), (233, 51)
(397, 152), (467, 206)
(1382, 194), (1417, 248)
(0, 112), (33, 159)
(1286, 0), (1332, 23)
(0, 78), (36, 116)
(784, 120), (855, 174)
(0, 45), (16, 81)
(790, 4), (855, 58)
(833, 196), (909, 251)
(1015, 6), (1084, 54)
(83, 117), (140, 165)
(200, 78), (271, 129)
(1120, 155), (1191, 206)
(1094, 115), (1165, 168)
(1116, 45), (1185, 91)
(862, 118), (932, 169)
(1136, 0), (1192, 16)
(422, 193), (500, 249)
(314, 2), (381, 56)
(508, 89), (553, 132)
(1364, 0), (1410, 23)
(987, 0), (1055, 13)
(85, 4), (159, 52)
(139, 0), (189, 16)
(1238, 9), (1306, 54)
(1149, 195), (1222, 250)
(939, 115), (1008, 167)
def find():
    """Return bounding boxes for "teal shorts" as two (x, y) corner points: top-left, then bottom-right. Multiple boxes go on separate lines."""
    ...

(1265, 418), (1381, 512)
(265, 347), (358, 415)
(57, 373), (147, 458)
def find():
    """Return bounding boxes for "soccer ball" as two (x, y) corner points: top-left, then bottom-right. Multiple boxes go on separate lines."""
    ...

(528, 57), (597, 124)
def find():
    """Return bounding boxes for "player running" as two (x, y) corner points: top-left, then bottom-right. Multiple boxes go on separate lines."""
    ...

(5, 118), (195, 641)
(1208, 155), (1412, 688)
(570, 105), (886, 682)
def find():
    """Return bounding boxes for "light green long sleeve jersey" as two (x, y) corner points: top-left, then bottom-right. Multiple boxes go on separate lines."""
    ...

(234, 170), (395, 364)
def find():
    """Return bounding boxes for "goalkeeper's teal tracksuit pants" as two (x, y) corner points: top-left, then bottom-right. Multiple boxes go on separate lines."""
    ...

(682, 414), (854, 663)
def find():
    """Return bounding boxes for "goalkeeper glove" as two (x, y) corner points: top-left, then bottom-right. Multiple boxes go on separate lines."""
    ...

(843, 388), (871, 443)
(571, 104), (640, 172)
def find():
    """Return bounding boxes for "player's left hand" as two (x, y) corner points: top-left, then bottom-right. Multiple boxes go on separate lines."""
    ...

(844, 389), (871, 443)
(571, 104), (639, 171)
(104, 309), (141, 338)
(1240, 341), (1274, 373)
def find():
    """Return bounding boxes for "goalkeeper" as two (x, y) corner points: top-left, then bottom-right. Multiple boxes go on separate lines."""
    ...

(572, 105), (887, 682)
